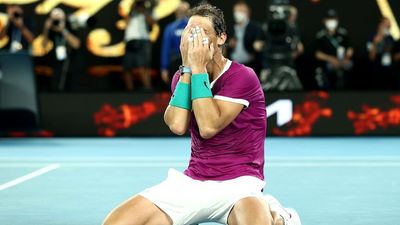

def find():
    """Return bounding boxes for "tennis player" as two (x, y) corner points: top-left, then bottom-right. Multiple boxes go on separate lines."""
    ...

(103, 3), (301, 225)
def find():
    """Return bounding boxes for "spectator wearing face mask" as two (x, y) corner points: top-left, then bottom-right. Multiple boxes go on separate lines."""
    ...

(227, 0), (264, 75)
(315, 9), (354, 90)
(367, 17), (396, 89)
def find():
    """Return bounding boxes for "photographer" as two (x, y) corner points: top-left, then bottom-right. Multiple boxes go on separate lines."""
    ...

(123, 0), (155, 91)
(315, 9), (354, 90)
(0, 4), (34, 53)
(260, 1), (303, 91)
(367, 17), (396, 89)
(42, 8), (81, 91)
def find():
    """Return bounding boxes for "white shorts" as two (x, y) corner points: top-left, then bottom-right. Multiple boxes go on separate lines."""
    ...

(139, 169), (265, 225)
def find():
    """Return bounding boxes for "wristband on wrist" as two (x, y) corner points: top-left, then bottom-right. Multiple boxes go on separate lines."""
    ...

(179, 65), (192, 75)
(191, 73), (213, 100)
(169, 81), (192, 110)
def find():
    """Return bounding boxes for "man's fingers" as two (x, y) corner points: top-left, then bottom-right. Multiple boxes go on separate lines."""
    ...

(183, 27), (193, 49)
(196, 26), (203, 40)
(188, 28), (195, 48)
(181, 26), (192, 45)
(199, 27), (206, 39)
(192, 27), (200, 48)
(199, 28), (210, 50)
(188, 28), (197, 50)
(182, 26), (191, 38)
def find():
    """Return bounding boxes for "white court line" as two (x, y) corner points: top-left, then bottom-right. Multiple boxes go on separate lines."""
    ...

(1, 162), (400, 168)
(0, 164), (60, 191)
(2, 156), (400, 161)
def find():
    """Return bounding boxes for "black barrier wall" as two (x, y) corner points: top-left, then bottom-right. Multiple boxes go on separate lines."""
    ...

(18, 91), (398, 137)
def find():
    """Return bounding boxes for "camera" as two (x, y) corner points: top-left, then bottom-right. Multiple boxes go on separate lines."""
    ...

(135, 0), (150, 8)
(267, 0), (291, 39)
(133, 0), (154, 11)
(265, 0), (293, 63)
(13, 11), (22, 19)
(52, 19), (61, 27)
(262, 0), (303, 91)
(135, 0), (146, 7)
(269, 0), (291, 20)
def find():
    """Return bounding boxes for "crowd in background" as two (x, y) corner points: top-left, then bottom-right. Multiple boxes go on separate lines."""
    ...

(1, 1), (400, 92)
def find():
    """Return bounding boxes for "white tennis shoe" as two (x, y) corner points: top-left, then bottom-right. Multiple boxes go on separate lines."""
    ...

(263, 195), (302, 225)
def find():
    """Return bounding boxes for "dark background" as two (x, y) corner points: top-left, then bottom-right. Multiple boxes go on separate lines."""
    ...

(1, 1), (400, 137)
(1, 0), (399, 91)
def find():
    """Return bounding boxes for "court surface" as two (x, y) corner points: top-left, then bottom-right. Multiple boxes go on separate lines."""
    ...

(1, 137), (400, 225)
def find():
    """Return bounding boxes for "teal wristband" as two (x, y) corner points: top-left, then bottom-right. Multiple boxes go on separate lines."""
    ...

(169, 82), (192, 110)
(191, 73), (213, 100)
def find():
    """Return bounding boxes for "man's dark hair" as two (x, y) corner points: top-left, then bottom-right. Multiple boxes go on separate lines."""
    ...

(190, 3), (226, 36)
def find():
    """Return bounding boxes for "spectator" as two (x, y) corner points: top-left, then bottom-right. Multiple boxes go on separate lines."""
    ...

(227, 0), (264, 74)
(0, 4), (34, 53)
(42, 8), (81, 91)
(367, 17), (396, 89)
(315, 9), (354, 90)
(160, 1), (190, 85)
(123, 0), (155, 91)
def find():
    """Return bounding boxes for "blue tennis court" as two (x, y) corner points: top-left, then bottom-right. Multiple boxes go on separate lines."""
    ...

(1, 138), (400, 225)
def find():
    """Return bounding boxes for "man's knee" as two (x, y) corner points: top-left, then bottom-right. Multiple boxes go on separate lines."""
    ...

(102, 195), (172, 225)
(228, 197), (273, 225)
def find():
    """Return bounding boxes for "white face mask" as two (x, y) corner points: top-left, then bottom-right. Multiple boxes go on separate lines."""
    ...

(325, 19), (338, 31)
(234, 11), (247, 23)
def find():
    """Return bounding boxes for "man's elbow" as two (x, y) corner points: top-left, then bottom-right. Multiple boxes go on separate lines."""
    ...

(199, 127), (218, 140)
(169, 123), (187, 136)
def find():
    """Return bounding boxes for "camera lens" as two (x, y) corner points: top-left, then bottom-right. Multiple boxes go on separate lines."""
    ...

(52, 19), (61, 27)
(135, 0), (146, 7)
(13, 12), (21, 18)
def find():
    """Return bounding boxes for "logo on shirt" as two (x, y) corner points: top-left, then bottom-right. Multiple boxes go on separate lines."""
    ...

(204, 81), (210, 90)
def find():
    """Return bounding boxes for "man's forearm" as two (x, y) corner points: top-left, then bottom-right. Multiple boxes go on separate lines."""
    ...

(0, 23), (8, 39)
(164, 105), (191, 135)
(20, 25), (34, 44)
(63, 30), (80, 49)
(164, 74), (192, 135)
(42, 27), (50, 48)
(192, 98), (222, 134)
(316, 51), (336, 63)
